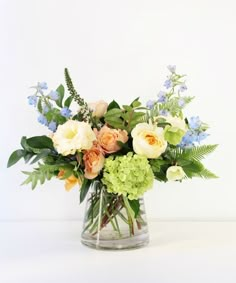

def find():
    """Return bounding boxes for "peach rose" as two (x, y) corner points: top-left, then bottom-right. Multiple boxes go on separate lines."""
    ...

(83, 146), (105, 179)
(95, 125), (128, 154)
(88, 100), (108, 118)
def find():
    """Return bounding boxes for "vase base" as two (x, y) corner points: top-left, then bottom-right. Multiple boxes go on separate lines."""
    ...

(81, 232), (149, 250)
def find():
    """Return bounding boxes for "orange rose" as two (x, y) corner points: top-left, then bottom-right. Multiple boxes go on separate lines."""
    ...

(83, 146), (105, 179)
(58, 170), (81, 191)
(95, 125), (128, 154)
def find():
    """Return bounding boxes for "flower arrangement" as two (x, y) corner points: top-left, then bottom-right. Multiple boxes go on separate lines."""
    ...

(7, 66), (217, 248)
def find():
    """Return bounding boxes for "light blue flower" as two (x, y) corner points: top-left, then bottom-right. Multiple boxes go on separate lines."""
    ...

(42, 105), (50, 114)
(157, 91), (167, 103)
(189, 116), (201, 130)
(28, 95), (38, 107)
(159, 109), (169, 116)
(146, 100), (155, 109)
(60, 107), (72, 118)
(167, 65), (176, 73)
(164, 79), (172, 89)
(196, 132), (209, 143)
(179, 83), (187, 92)
(48, 90), (59, 101)
(48, 121), (57, 132)
(37, 114), (48, 126)
(38, 82), (48, 90)
(178, 98), (185, 107)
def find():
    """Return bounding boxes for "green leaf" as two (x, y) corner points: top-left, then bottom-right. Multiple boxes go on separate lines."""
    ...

(37, 98), (43, 113)
(30, 149), (52, 164)
(104, 108), (125, 129)
(27, 136), (54, 150)
(80, 178), (91, 203)
(128, 199), (140, 218)
(21, 136), (33, 152)
(7, 149), (25, 167)
(122, 105), (133, 112)
(107, 100), (120, 111)
(24, 153), (35, 163)
(130, 97), (141, 108)
(104, 108), (123, 118)
(55, 84), (65, 108)
(64, 96), (73, 108)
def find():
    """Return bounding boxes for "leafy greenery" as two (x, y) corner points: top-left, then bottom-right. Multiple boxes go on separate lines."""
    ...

(104, 98), (146, 133)
(80, 178), (92, 203)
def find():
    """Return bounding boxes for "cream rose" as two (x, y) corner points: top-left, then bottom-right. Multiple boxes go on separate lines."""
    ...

(95, 125), (128, 154)
(83, 145), (105, 179)
(166, 166), (185, 181)
(131, 123), (167, 158)
(88, 100), (108, 118)
(52, 120), (96, 156)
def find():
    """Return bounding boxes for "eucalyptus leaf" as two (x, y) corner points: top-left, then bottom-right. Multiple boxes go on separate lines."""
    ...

(7, 149), (25, 167)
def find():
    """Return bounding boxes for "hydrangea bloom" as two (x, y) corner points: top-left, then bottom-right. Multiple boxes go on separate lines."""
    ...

(102, 152), (154, 200)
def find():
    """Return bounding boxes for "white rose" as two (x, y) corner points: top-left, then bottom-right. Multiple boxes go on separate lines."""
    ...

(52, 120), (96, 156)
(131, 123), (167, 158)
(88, 100), (108, 118)
(166, 166), (185, 181)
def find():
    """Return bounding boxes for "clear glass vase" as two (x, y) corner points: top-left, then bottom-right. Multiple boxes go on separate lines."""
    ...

(81, 181), (149, 250)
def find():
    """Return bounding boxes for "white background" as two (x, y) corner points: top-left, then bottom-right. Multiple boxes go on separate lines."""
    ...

(1, 0), (236, 221)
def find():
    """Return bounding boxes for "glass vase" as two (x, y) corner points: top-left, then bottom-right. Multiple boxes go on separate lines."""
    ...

(81, 181), (149, 250)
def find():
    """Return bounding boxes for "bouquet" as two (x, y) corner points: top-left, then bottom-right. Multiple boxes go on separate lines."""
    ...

(8, 66), (217, 249)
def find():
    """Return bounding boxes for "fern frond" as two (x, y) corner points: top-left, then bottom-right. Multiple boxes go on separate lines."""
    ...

(21, 163), (75, 190)
(197, 168), (218, 179)
(180, 144), (218, 162)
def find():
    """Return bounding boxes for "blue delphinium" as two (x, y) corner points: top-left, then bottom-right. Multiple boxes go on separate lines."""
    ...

(60, 107), (72, 118)
(164, 79), (172, 89)
(37, 114), (48, 126)
(179, 83), (187, 92)
(189, 116), (201, 130)
(48, 90), (59, 101)
(38, 82), (48, 90)
(196, 132), (209, 143)
(48, 121), (57, 132)
(42, 105), (50, 114)
(178, 98), (185, 108)
(28, 95), (38, 106)
(146, 100), (155, 109)
(34, 82), (48, 94)
(157, 91), (167, 103)
(159, 109), (169, 116)
(167, 65), (176, 73)
(179, 116), (209, 148)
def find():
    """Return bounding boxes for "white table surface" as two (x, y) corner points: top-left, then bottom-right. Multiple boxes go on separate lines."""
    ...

(1, 221), (236, 283)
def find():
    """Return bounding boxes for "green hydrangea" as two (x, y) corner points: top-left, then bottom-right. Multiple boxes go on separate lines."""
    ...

(102, 152), (154, 200)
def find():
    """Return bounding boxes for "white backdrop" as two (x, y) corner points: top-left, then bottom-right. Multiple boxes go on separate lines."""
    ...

(1, 0), (235, 220)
